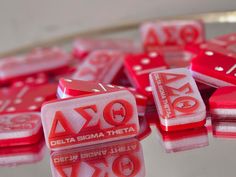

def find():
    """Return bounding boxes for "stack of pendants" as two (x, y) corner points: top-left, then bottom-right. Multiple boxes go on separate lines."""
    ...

(1, 19), (236, 173)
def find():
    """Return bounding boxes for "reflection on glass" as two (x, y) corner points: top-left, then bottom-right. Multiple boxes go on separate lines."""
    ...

(212, 116), (236, 139)
(205, 113), (212, 133)
(156, 125), (209, 153)
(136, 117), (151, 141)
(0, 137), (45, 167)
(50, 138), (145, 177)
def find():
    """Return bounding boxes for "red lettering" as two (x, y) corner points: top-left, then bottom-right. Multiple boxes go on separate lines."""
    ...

(103, 100), (133, 126)
(90, 53), (110, 66)
(159, 72), (186, 84)
(112, 155), (140, 177)
(144, 27), (160, 48)
(56, 164), (80, 177)
(180, 25), (199, 44)
(75, 105), (97, 129)
(163, 26), (178, 45)
(49, 111), (74, 139)
(166, 83), (193, 96)
(172, 96), (199, 113)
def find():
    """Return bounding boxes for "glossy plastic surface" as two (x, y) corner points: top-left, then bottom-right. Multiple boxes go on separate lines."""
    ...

(2, 21), (236, 177)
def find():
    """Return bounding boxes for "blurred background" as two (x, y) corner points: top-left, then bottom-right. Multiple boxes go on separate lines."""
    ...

(0, 0), (236, 54)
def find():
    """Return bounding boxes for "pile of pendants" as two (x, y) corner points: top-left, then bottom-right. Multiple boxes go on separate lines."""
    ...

(0, 19), (236, 174)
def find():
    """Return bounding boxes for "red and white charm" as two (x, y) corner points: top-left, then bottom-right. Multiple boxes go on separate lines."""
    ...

(190, 50), (236, 87)
(57, 78), (119, 98)
(50, 138), (145, 177)
(0, 83), (57, 114)
(0, 112), (42, 147)
(140, 20), (204, 51)
(0, 47), (70, 84)
(41, 90), (139, 150)
(189, 33), (236, 57)
(209, 86), (236, 116)
(72, 50), (124, 83)
(124, 52), (168, 98)
(149, 68), (206, 131)
(11, 73), (48, 88)
(72, 38), (142, 60)
(156, 124), (209, 153)
(57, 78), (148, 116)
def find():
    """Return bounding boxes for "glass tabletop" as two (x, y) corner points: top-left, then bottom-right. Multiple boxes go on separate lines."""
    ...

(1, 19), (236, 177)
(1, 126), (236, 177)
